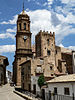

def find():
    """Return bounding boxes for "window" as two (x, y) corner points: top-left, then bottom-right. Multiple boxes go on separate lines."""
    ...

(33, 84), (36, 94)
(47, 50), (51, 56)
(28, 84), (31, 92)
(54, 87), (57, 94)
(65, 64), (66, 66)
(21, 68), (24, 75)
(40, 59), (44, 64)
(36, 65), (42, 71)
(56, 50), (57, 54)
(51, 74), (53, 76)
(64, 88), (70, 95)
(36, 65), (42, 73)
(52, 44), (53, 46)
(19, 23), (21, 30)
(22, 83), (24, 89)
(24, 23), (26, 30)
(50, 66), (53, 70)
(47, 39), (49, 46)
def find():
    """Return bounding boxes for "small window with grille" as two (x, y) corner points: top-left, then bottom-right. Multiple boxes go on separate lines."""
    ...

(64, 88), (70, 95)
(54, 87), (57, 94)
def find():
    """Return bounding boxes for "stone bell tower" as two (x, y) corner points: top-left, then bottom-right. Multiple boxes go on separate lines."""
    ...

(14, 4), (32, 86)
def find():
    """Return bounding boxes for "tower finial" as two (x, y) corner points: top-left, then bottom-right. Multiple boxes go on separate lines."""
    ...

(22, 2), (24, 13)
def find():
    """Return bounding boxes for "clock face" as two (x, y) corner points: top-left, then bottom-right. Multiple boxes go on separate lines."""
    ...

(24, 36), (27, 40)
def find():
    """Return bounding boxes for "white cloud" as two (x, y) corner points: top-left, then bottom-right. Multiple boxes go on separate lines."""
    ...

(0, 8), (75, 45)
(0, 21), (9, 24)
(26, 9), (75, 45)
(59, 43), (75, 51)
(53, 0), (75, 44)
(27, 9), (52, 34)
(36, 2), (40, 6)
(68, 46), (75, 50)
(56, 12), (75, 24)
(6, 26), (16, 33)
(28, 0), (31, 2)
(47, 0), (53, 5)
(0, 45), (16, 53)
(0, 33), (15, 39)
(55, 23), (75, 44)
(26, 8), (30, 12)
(59, 44), (64, 47)
(56, 0), (75, 16)
(65, 13), (75, 24)
(0, 15), (17, 25)
(61, 0), (70, 4)
(61, 0), (75, 4)
(43, 2), (48, 6)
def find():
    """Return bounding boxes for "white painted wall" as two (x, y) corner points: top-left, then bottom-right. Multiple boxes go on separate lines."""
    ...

(45, 82), (75, 97)
(31, 76), (41, 95)
(6, 70), (12, 83)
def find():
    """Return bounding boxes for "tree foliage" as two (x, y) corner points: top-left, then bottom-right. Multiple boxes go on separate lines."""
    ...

(38, 75), (45, 88)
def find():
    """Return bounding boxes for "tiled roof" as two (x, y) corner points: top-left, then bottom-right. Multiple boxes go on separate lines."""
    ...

(47, 74), (75, 83)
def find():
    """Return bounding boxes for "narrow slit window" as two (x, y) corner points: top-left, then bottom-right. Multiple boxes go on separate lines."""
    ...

(24, 23), (26, 30)
(19, 23), (21, 30)
(47, 39), (49, 46)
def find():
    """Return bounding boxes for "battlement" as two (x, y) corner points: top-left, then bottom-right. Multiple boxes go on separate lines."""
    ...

(35, 30), (55, 57)
(36, 30), (55, 38)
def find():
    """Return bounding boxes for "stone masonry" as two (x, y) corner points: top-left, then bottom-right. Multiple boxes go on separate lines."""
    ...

(13, 7), (73, 88)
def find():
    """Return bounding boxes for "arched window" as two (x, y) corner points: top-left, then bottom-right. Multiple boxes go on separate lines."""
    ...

(19, 23), (21, 30)
(24, 23), (26, 30)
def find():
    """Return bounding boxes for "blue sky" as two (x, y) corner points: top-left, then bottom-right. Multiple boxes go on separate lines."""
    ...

(0, 0), (75, 72)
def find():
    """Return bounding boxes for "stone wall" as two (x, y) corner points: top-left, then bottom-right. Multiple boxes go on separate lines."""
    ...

(61, 53), (73, 74)
(21, 60), (31, 91)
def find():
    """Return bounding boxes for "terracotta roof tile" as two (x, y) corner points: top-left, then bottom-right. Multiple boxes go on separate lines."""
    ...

(47, 74), (75, 83)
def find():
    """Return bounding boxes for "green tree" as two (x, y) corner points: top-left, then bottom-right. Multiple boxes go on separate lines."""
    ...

(38, 75), (45, 88)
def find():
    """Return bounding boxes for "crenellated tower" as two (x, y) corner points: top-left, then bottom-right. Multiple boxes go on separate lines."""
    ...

(35, 30), (55, 57)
